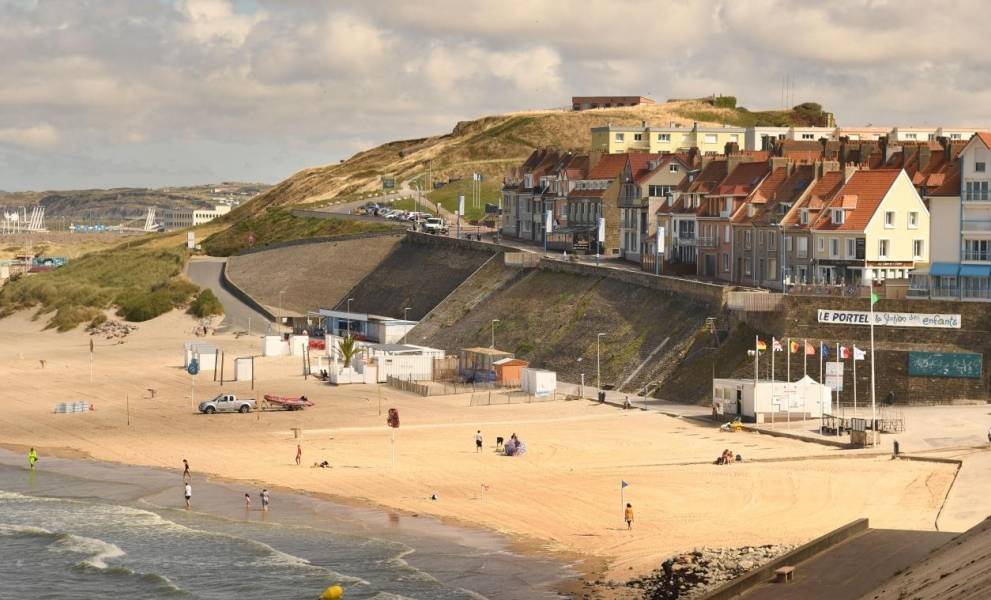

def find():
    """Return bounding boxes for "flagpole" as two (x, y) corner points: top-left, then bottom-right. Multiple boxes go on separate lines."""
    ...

(870, 293), (877, 446)
(836, 342), (841, 434)
(853, 348), (858, 418)
(771, 340), (775, 428)
(819, 342), (824, 384)
(754, 335), (759, 420)
(620, 481), (625, 521)
(787, 338), (791, 383)
(804, 338), (808, 376)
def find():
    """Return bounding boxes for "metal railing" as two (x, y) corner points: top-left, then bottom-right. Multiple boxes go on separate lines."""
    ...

(962, 221), (991, 232)
(786, 284), (870, 297)
(964, 191), (991, 202)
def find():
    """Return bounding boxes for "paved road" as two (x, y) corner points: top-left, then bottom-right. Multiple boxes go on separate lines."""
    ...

(186, 257), (274, 334)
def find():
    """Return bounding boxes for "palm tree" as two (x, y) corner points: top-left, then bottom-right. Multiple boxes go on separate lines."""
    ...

(337, 335), (358, 369)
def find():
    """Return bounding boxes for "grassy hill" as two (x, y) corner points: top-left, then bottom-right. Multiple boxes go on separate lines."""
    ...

(217, 98), (831, 226)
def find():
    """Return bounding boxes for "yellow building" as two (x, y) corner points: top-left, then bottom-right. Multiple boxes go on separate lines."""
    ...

(811, 169), (929, 285)
(591, 122), (744, 154)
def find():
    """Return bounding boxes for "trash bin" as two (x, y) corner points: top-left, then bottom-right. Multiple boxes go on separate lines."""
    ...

(598, 391), (605, 403)
(893, 440), (900, 456)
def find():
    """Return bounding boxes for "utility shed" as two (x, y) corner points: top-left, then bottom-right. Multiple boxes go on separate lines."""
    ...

(493, 358), (529, 386)
(712, 375), (831, 423)
(460, 347), (514, 382)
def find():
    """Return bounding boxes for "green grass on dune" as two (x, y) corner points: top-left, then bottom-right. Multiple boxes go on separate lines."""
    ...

(426, 179), (501, 222)
(200, 207), (394, 256)
(0, 247), (196, 331)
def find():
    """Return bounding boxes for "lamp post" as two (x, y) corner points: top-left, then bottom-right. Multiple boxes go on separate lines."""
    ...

(490, 319), (500, 349)
(403, 306), (413, 345)
(596, 332), (606, 391)
(346, 297), (354, 337)
(577, 357), (585, 399)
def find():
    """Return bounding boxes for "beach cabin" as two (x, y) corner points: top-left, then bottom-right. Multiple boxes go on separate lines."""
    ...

(493, 358), (529, 386)
(183, 342), (218, 370)
(317, 309), (416, 344)
(459, 347), (514, 382)
(712, 375), (831, 423)
(521, 368), (557, 398)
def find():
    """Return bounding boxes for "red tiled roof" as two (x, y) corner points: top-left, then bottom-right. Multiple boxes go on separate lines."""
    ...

(975, 131), (991, 150)
(813, 169), (902, 232)
(587, 153), (629, 179)
(685, 159), (728, 195)
(780, 170), (845, 227)
(711, 161), (770, 197)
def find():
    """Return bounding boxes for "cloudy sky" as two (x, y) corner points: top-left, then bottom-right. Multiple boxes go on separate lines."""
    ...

(2, 0), (988, 191)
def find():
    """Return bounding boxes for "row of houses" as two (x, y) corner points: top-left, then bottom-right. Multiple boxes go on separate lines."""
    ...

(501, 129), (991, 300)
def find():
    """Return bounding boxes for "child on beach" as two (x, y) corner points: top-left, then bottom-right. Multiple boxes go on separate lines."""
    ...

(28, 448), (38, 469)
(244, 493), (251, 509)
(296, 444), (302, 466)
(475, 430), (483, 453)
(182, 459), (191, 482)
(624, 503), (634, 530)
(260, 489), (270, 511)
(184, 483), (192, 509)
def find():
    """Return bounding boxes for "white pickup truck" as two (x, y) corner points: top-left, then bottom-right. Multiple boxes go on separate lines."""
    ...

(423, 217), (449, 234)
(198, 393), (256, 414)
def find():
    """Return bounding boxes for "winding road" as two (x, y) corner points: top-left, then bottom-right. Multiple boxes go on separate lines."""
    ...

(186, 257), (273, 333)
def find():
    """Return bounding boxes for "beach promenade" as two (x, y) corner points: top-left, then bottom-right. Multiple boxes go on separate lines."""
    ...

(0, 309), (964, 586)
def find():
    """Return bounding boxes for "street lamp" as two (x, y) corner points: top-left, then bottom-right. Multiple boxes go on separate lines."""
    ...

(577, 357), (585, 399)
(596, 332), (606, 391)
(403, 306), (413, 345)
(346, 297), (354, 337)
(490, 319), (500, 349)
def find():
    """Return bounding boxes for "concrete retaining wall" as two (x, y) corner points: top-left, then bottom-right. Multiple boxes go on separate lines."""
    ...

(702, 519), (870, 600)
(233, 228), (404, 256)
(219, 261), (276, 322)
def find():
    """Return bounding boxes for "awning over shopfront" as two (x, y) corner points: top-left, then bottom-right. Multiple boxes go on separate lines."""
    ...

(959, 264), (991, 277)
(930, 262), (960, 277)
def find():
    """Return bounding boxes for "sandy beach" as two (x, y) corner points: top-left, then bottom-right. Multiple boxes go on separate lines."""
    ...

(0, 310), (957, 590)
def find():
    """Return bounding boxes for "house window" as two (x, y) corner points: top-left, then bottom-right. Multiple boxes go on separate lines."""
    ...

(797, 236), (808, 258)
(704, 134), (718, 144)
(724, 225), (731, 243)
(879, 239), (890, 258)
(800, 209), (809, 225)
(634, 133), (643, 141)
(669, 163), (679, 172)
(830, 238), (839, 257)
(744, 230), (752, 249)
(767, 258), (777, 280)
(817, 237), (825, 252)
(977, 162), (987, 173)
(659, 133), (671, 141)
(884, 211), (895, 228)
(801, 133), (815, 140)
(729, 134), (739, 142)
(768, 232), (777, 250)
(964, 239), (991, 261)
(744, 257), (752, 275)
(913, 239), (924, 259)
(905, 133), (918, 140)
(908, 211), (919, 229)
(846, 238), (855, 258)
(722, 253), (729, 271)
(615, 133), (625, 142)
(966, 181), (990, 201)
(951, 133), (963, 140)
(832, 209), (844, 224)
(785, 235), (793, 252)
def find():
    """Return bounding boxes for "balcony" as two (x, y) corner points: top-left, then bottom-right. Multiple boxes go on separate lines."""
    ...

(962, 220), (991, 232)
(698, 236), (718, 249)
(964, 192), (991, 202)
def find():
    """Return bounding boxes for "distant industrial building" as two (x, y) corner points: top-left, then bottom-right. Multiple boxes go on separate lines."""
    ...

(572, 96), (655, 111)
(163, 205), (231, 231)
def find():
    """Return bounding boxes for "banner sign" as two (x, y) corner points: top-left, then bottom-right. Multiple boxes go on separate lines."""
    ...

(908, 352), (982, 378)
(817, 309), (961, 329)
(825, 361), (843, 391)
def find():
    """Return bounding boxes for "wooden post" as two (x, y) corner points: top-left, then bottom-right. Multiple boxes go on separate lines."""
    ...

(126, 393), (130, 426)
(219, 352), (225, 386)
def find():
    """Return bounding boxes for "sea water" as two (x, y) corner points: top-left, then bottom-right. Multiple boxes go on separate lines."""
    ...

(0, 454), (570, 599)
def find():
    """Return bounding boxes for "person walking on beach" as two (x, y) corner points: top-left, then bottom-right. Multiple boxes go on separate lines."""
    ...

(296, 444), (302, 466)
(474, 430), (483, 453)
(260, 489), (270, 511)
(182, 459), (191, 483)
(184, 483), (192, 509)
(244, 493), (252, 510)
(28, 447), (38, 469)
(624, 503), (634, 530)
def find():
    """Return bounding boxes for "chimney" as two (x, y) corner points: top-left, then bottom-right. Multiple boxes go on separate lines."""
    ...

(724, 141), (740, 156)
(642, 120), (648, 128)
(879, 135), (889, 164)
(727, 153), (746, 175)
(918, 145), (932, 170)
(770, 156), (789, 171)
(687, 146), (700, 168)
(821, 160), (841, 174)
(937, 136), (951, 161)
(589, 150), (603, 170)
(761, 135), (772, 152)
(844, 164), (858, 183)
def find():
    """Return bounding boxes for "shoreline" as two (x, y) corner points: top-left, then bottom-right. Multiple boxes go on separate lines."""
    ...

(0, 447), (580, 599)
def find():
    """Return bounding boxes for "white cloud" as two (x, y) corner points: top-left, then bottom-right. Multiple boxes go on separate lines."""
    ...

(0, 123), (59, 148)
(178, 0), (263, 46)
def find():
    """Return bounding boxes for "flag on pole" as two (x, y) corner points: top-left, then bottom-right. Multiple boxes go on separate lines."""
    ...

(756, 339), (767, 351)
(820, 342), (830, 360)
(870, 292), (880, 306)
(772, 338), (783, 352)
(621, 480), (629, 488)
(853, 346), (866, 361)
(790, 340), (799, 353)
(805, 340), (815, 355)
(839, 346), (850, 359)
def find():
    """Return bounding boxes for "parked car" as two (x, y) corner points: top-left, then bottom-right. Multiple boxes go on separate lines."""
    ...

(423, 217), (448, 234)
(378, 209), (395, 219)
(198, 394), (256, 414)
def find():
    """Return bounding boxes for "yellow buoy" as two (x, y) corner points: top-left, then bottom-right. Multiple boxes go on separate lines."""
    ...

(319, 584), (343, 600)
